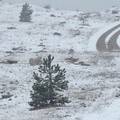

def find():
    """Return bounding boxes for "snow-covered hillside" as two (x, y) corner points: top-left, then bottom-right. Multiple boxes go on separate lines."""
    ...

(1, 2), (120, 120)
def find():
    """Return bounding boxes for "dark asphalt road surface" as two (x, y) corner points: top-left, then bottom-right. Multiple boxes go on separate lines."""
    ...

(107, 29), (120, 51)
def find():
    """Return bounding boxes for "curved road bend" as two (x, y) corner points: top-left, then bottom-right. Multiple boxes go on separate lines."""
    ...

(107, 30), (120, 51)
(96, 24), (120, 52)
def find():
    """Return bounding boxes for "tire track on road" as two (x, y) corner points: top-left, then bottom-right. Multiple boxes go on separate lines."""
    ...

(96, 24), (120, 52)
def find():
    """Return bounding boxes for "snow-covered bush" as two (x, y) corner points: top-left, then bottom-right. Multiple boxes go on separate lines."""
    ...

(79, 13), (90, 25)
(29, 55), (69, 109)
(29, 57), (42, 66)
(19, 3), (33, 22)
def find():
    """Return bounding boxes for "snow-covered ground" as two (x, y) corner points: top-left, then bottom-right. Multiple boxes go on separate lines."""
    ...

(0, 1), (120, 120)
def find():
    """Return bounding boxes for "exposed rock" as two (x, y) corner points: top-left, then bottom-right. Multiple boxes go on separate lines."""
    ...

(0, 59), (18, 64)
(7, 27), (16, 30)
(53, 32), (62, 36)
(1, 92), (13, 100)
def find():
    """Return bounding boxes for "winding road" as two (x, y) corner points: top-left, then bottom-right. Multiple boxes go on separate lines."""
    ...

(107, 29), (120, 51)
(96, 24), (120, 52)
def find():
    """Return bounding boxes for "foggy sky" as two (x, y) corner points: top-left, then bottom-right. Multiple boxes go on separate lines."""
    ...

(5, 0), (120, 11)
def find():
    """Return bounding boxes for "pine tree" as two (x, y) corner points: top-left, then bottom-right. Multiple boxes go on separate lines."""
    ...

(19, 3), (33, 22)
(29, 55), (69, 109)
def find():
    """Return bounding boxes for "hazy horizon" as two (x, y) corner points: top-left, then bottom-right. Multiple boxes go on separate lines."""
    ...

(4, 0), (120, 11)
